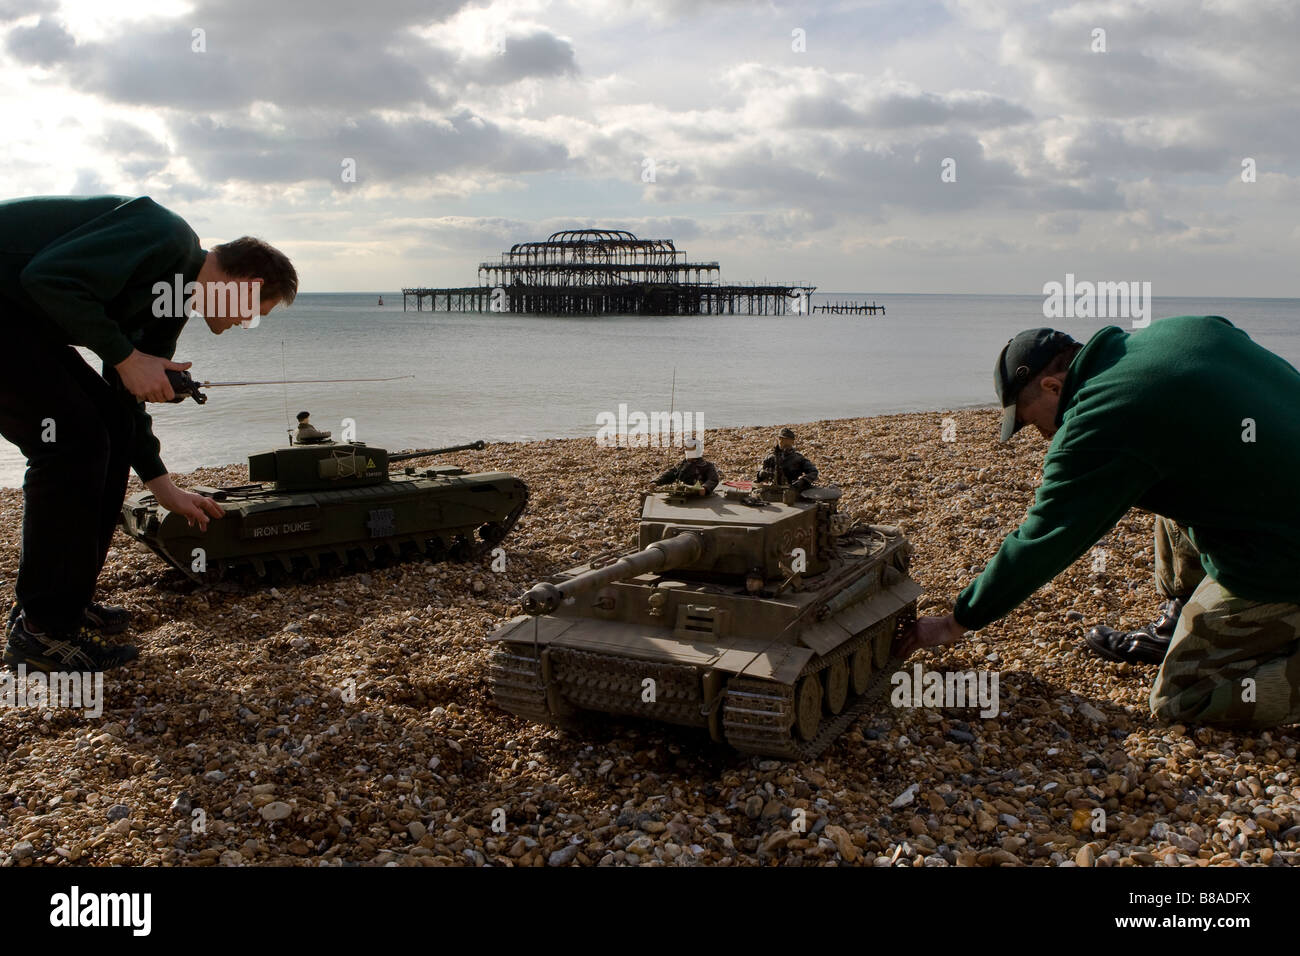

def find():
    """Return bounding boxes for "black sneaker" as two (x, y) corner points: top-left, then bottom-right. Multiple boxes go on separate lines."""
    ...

(84, 602), (132, 635)
(3, 613), (138, 673)
(1083, 599), (1184, 665)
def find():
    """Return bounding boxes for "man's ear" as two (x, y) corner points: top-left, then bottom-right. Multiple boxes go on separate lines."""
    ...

(1042, 375), (1064, 396)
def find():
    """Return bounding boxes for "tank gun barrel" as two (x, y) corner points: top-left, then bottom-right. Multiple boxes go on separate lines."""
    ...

(389, 440), (486, 463)
(522, 531), (703, 615)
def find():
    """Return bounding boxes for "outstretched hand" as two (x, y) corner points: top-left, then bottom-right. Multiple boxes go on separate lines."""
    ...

(145, 475), (224, 531)
(897, 613), (969, 658)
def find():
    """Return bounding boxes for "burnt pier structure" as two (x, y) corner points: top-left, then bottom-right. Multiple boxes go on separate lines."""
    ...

(403, 229), (816, 316)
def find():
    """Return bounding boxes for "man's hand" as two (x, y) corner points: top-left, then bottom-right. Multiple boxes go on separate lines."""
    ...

(897, 613), (969, 658)
(115, 350), (192, 403)
(145, 475), (224, 531)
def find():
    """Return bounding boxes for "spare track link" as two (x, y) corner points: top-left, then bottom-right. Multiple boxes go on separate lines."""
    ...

(488, 643), (553, 724)
(549, 647), (704, 727)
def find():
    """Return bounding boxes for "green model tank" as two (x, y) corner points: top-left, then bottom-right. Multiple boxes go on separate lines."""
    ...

(485, 476), (918, 759)
(120, 439), (528, 586)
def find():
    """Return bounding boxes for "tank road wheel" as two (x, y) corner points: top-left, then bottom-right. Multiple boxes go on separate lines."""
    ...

(850, 644), (874, 695)
(295, 558), (319, 584)
(794, 675), (822, 741)
(822, 659), (849, 715)
(424, 538), (447, 563)
(448, 536), (472, 562)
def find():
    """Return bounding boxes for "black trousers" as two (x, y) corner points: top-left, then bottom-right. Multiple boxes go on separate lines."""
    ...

(0, 320), (134, 632)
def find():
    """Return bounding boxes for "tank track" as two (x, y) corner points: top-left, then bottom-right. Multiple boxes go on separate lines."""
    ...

(721, 603), (915, 759)
(152, 490), (528, 588)
(488, 600), (917, 760)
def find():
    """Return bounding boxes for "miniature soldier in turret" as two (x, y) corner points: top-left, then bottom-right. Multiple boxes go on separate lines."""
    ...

(757, 427), (818, 490)
(295, 410), (331, 444)
(654, 437), (719, 496)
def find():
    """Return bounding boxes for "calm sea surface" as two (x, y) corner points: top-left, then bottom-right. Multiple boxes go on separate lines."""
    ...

(2, 292), (1298, 487)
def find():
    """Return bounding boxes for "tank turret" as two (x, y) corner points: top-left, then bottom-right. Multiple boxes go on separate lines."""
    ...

(246, 440), (490, 492)
(486, 481), (919, 759)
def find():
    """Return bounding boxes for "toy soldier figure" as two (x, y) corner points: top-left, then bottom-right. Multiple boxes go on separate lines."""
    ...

(757, 427), (818, 490)
(0, 194), (297, 673)
(902, 317), (1300, 730)
(654, 437), (719, 496)
(295, 410), (331, 444)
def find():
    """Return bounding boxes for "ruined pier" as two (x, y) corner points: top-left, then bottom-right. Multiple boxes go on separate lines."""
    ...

(403, 229), (816, 316)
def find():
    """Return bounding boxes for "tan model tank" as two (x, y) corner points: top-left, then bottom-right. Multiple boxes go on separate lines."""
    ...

(484, 476), (919, 759)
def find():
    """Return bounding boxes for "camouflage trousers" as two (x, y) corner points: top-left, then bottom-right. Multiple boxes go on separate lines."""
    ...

(1149, 517), (1300, 729)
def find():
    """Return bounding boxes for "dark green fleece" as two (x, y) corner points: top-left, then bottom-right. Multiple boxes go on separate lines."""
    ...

(0, 195), (206, 481)
(955, 315), (1300, 631)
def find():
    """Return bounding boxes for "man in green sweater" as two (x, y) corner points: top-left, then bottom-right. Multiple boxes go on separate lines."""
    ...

(0, 195), (297, 673)
(901, 316), (1300, 729)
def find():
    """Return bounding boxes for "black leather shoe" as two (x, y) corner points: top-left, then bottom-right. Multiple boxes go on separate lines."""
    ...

(1084, 599), (1184, 664)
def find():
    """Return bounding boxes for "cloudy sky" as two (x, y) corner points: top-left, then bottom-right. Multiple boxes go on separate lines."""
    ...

(1, 0), (1296, 294)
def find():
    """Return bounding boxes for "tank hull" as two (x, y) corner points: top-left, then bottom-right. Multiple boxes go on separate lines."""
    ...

(121, 467), (528, 585)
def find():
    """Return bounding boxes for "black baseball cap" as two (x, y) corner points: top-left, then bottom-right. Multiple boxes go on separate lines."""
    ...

(994, 328), (1076, 441)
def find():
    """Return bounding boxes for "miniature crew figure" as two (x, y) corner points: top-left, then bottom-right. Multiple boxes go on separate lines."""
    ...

(654, 437), (719, 496)
(295, 410), (331, 444)
(757, 427), (818, 490)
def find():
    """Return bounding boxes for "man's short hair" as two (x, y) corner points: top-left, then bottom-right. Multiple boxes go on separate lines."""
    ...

(212, 237), (298, 306)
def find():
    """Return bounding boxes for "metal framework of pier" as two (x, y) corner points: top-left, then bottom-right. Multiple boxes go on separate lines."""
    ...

(402, 229), (817, 316)
(813, 300), (885, 315)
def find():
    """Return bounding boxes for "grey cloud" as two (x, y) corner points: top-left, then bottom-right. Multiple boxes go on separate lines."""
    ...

(37, 0), (576, 113)
(0, 0), (54, 22)
(175, 110), (569, 186)
(862, 90), (1033, 129)
(778, 87), (1032, 131)
(1060, 121), (1230, 176)
(1037, 212), (1082, 235)
(5, 15), (74, 65)
(462, 29), (580, 85)
(99, 121), (169, 156)
(69, 168), (109, 194)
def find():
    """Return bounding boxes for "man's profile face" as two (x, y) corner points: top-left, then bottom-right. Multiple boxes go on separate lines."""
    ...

(1015, 377), (1063, 439)
(778, 437), (794, 450)
(199, 280), (279, 334)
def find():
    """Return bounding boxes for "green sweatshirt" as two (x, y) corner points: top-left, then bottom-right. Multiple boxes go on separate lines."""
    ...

(0, 195), (206, 481)
(954, 315), (1300, 631)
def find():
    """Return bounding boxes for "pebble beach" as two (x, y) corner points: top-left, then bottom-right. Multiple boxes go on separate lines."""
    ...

(0, 407), (1296, 868)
